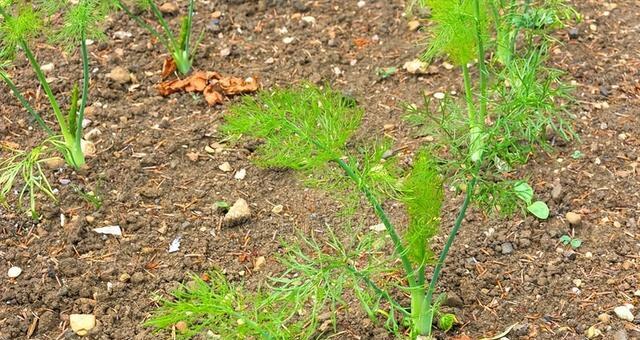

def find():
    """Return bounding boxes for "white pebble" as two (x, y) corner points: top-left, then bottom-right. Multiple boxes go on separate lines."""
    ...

(282, 37), (295, 44)
(7, 266), (22, 278)
(614, 305), (634, 321)
(357, 1), (365, 8)
(234, 169), (246, 180)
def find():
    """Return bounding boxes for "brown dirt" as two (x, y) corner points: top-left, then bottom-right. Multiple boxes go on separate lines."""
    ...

(1, 0), (639, 339)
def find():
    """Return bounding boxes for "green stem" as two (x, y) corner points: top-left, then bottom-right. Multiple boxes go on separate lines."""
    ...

(420, 175), (478, 335)
(147, 0), (179, 51)
(462, 64), (476, 124)
(0, 72), (53, 135)
(474, 0), (488, 122)
(20, 40), (69, 137)
(344, 265), (410, 316)
(335, 158), (417, 288)
(117, 0), (170, 48)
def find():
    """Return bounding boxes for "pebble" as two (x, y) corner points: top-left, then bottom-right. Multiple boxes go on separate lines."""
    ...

(44, 157), (66, 170)
(234, 169), (246, 180)
(7, 266), (22, 278)
(501, 242), (514, 255)
(107, 67), (132, 84)
(271, 205), (283, 214)
(551, 180), (563, 202)
(130, 272), (145, 284)
(433, 92), (446, 100)
(254, 256), (266, 271)
(223, 198), (251, 227)
(301, 16), (316, 26)
(614, 305), (634, 321)
(81, 139), (96, 157)
(357, 0), (365, 8)
(175, 321), (188, 332)
(403, 59), (428, 74)
(282, 37), (295, 44)
(69, 314), (96, 336)
(568, 27), (579, 39)
(407, 20), (421, 31)
(118, 273), (131, 282)
(220, 47), (231, 58)
(634, 290), (640, 297)
(41, 63), (54, 73)
(159, 2), (178, 14)
(218, 162), (233, 172)
(586, 325), (601, 338)
(566, 212), (582, 226)
(613, 329), (628, 340)
(369, 223), (386, 232)
(113, 31), (132, 40)
(598, 313), (611, 324)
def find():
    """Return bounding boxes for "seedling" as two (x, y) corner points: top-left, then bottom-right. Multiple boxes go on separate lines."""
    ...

(72, 182), (103, 210)
(219, 83), (471, 337)
(0, 0), (113, 216)
(560, 234), (582, 249)
(513, 181), (550, 219)
(376, 66), (398, 79)
(571, 150), (583, 159)
(118, 0), (203, 75)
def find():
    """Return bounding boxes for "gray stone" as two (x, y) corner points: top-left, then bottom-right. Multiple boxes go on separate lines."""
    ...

(501, 242), (514, 255)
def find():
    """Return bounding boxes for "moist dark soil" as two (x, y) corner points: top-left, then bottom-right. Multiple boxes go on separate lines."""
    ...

(2, 0), (640, 339)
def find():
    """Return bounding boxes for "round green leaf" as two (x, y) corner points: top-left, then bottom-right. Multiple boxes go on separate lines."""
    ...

(514, 181), (534, 204)
(527, 201), (549, 219)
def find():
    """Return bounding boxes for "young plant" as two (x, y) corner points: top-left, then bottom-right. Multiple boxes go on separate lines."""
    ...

(560, 234), (582, 249)
(408, 0), (576, 217)
(513, 180), (549, 219)
(118, 0), (202, 75)
(0, 1), (113, 216)
(220, 83), (476, 337)
(1, 1), (114, 168)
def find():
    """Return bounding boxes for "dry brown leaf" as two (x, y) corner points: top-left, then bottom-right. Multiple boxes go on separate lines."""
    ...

(157, 71), (259, 106)
(218, 76), (259, 95)
(161, 57), (176, 79)
(204, 85), (224, 106)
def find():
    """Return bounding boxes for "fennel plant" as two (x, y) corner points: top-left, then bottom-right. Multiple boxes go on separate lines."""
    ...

(118, 0), (202, 75)
(0, 0), (113, 216)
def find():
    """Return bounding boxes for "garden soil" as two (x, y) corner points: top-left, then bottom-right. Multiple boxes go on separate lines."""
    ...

(1, 0), (639, 339)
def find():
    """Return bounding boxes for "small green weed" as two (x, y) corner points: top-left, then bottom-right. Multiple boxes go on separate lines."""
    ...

(118, 0), (203, 75)
(0, 139), (59, 219)
(72, 182), (103, 210)
(560, 234), (582, 249)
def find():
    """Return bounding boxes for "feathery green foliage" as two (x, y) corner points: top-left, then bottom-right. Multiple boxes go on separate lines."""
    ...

(220, 84), (459, 336)
(223, 84), (363, 170)
(408, 0), (576, 217)
(0, 3), (41, 59)
(0, 139), (59, 219)
(145, 271), (301, 339)
(421, 0), (490, 66)
(402, 151), (443, 265)
(146, 228), (394, 339)
(118, 0), (201, 75)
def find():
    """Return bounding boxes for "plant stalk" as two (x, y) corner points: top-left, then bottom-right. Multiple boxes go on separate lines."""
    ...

(419, 175), (478, 335)
(335, 158), (417, 288)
